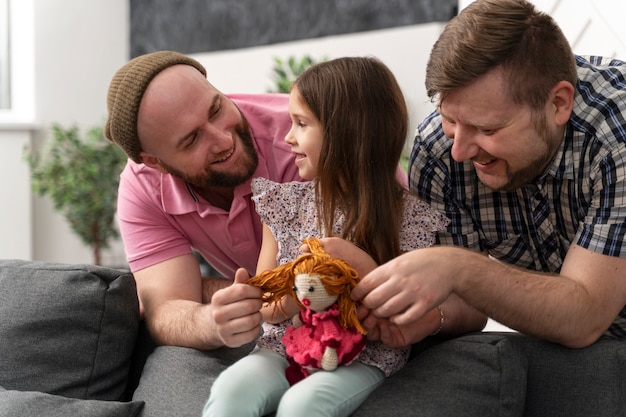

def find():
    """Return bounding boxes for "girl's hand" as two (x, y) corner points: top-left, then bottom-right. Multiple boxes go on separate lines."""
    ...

(301, 237), (378, 277)
(291, 312), (303, 328)
(263, 294), (302, 323)
(357, 304), (443, 347)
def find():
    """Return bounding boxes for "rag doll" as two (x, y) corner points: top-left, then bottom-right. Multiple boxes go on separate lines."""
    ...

(247, 238), (367, 384)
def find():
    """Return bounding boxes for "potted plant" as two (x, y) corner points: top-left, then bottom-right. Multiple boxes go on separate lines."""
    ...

(267, 54), (325, 93)
(24, 124), (127, 265)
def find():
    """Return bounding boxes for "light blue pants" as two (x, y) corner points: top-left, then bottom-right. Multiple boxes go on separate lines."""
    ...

(203, 347), (384, 417)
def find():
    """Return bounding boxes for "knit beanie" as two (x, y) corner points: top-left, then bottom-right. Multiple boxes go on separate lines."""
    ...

(104, 51), (207, 163)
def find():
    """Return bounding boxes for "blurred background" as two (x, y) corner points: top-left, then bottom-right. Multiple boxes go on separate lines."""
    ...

(1, 0), (624, 269)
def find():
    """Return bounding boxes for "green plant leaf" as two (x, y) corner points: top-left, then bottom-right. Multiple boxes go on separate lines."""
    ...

(267, 54), (327, 93)
(24, 123), (128, 264)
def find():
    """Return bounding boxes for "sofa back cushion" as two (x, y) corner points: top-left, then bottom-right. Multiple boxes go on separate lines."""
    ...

(0, 259), (139, 401)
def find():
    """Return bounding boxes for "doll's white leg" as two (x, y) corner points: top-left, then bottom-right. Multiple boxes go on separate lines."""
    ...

(276, 362), (384, 417)
(203, 347), (290, 417)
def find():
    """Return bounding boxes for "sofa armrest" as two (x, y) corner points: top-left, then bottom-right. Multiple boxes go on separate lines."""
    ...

(0, 259), (140, 401)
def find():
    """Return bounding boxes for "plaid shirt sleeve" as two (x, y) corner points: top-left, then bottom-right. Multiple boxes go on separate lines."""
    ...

(409, 110), (484, 252)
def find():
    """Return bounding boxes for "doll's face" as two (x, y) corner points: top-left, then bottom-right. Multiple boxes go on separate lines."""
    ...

(294, 273), (338, 312)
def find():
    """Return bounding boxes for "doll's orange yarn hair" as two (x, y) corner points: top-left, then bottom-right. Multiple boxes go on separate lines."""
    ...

(247, 238), (366, 335)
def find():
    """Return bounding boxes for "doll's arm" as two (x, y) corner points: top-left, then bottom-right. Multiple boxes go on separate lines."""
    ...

(321, 347), (338, 371)
(291, 312), (303, 328)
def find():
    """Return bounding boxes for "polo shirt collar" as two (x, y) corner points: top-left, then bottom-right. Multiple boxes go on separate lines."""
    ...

(159, 171), (256, 218)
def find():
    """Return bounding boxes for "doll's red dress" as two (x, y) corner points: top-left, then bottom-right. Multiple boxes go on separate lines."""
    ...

(282, 303), (366, 384)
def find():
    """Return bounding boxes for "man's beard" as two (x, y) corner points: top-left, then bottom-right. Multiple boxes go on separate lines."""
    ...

(162, 121), (259, 188)
(491, 112), (560, 192)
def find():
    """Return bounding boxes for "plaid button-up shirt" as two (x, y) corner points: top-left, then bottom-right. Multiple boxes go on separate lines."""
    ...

(410, 55), (626, 338)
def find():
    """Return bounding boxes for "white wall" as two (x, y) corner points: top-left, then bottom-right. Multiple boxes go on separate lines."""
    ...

(0, 128), (32, 260)
(193, 23), (446, 148)
(460, 0), (626, 58)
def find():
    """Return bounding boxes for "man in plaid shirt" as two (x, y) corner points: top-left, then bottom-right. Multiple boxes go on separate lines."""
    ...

(353, 0), (626, 351)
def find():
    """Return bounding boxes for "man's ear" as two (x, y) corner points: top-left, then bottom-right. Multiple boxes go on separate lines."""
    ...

(139, 151), (168, 173)
(550, 80), (575, 126)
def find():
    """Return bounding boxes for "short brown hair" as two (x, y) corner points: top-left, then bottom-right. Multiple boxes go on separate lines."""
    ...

(426, 0), (576, 110)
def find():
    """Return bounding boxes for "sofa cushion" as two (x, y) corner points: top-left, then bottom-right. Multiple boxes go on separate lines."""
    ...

(0, 386), (143, 417)
(0, 259), (140, 401)
(509, 334), (626, 417)
(353, 333), (528, 417)
(132, 343), (255, 417)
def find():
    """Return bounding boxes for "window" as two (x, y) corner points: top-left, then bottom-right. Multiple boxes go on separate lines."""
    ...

(0, 0), (34, 123)
(0, 0), (9, 110)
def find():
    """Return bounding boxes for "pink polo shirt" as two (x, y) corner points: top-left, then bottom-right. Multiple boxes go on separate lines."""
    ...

(117, 93), (303, 278)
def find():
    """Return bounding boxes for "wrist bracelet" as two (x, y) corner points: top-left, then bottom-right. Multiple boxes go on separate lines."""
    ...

(430, 306), (444, 336)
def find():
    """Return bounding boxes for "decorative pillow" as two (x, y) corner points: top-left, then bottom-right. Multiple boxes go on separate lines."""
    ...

(0, 259), (140, 401)
(0, 387), (144, 417)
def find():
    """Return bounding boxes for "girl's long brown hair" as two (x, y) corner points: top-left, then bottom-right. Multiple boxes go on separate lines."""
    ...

(292, 57), (408, 265)
(247, 238), (366, 334)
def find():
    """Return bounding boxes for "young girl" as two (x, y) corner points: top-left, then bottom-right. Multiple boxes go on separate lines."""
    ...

(203, 56), (449, 417)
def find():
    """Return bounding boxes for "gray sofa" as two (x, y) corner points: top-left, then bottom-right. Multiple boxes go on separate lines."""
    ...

(1, 259), (624, 417)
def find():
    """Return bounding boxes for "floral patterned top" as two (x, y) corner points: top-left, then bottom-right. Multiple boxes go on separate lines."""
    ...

(251, 177), (449, 376)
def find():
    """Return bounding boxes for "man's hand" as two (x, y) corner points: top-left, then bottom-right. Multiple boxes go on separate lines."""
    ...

(357, 304), (442, 347)
(350, 247), (487, 343)
(352, 247), (454, 326)
(210, 268), (264, 348)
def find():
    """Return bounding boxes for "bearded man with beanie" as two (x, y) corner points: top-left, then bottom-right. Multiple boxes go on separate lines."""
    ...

(105, 51), (302, 351)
